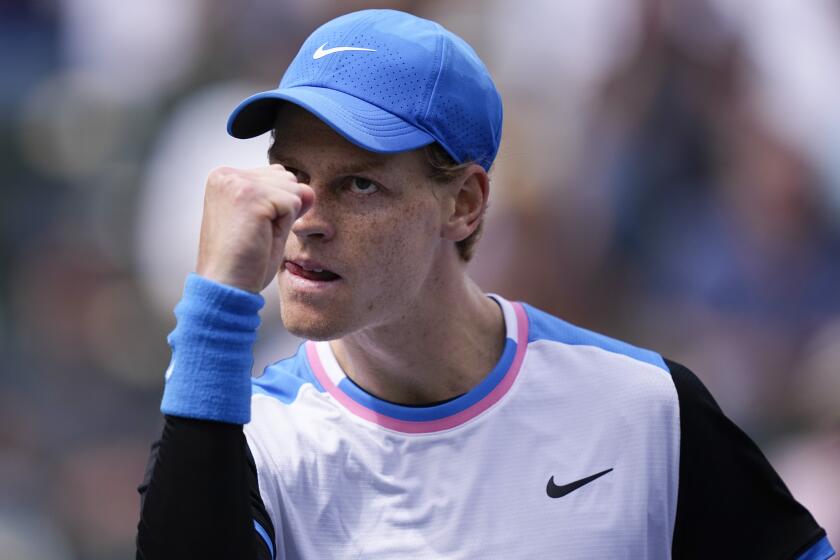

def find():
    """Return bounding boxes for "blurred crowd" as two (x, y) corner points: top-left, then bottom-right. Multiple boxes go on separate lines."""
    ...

(1, 0), (839, 557)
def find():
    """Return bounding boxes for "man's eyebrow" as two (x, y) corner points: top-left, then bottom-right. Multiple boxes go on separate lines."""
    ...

(269, 150), (387, 175)
(330, 158), (385, 175)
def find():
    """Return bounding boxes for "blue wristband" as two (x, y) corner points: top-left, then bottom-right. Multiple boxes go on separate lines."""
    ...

(160, 273), (265, 424)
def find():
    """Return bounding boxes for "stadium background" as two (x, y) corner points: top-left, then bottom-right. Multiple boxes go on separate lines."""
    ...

(1, 0), (839, 557)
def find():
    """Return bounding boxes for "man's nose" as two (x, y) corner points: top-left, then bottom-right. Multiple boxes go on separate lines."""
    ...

(291, 189), (335, 241)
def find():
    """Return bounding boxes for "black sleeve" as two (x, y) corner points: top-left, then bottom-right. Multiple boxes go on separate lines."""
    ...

(136, 415), (276, 559)
(667, 359), (828, 560)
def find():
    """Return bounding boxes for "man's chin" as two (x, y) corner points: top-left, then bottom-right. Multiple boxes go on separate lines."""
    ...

(280, 305), (351, 342)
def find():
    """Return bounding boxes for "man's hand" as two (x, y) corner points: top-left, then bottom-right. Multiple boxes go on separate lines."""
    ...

(196, 164), (315, 293)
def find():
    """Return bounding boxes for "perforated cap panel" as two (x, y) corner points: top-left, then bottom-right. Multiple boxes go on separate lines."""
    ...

(228, 9), (502, 170)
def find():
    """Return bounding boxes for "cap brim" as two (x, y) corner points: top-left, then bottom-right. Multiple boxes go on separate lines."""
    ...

(226, 86), (435, 154)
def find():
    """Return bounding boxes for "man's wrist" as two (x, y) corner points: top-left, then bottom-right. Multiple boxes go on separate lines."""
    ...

(194, 265), (266, 295)
(160, 273), (265, 424)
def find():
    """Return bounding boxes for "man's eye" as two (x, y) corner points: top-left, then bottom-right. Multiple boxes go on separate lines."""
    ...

(348, 177), (379, 194)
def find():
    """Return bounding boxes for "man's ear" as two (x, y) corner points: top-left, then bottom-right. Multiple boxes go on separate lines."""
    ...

(441, 164), (489, 242)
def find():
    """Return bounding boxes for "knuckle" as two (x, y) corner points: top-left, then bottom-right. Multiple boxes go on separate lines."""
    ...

(274, 191), (301, 215)
(207, 167), (259, 203)
(289, 195), (303, 213)
(232, 181), (257, 202)
(268, 164), (297, 184)
(207, 166), (241, 193)
(208, 166), (233, 183)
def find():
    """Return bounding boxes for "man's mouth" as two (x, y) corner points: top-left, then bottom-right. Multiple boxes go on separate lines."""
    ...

(283, 260), (341, 282)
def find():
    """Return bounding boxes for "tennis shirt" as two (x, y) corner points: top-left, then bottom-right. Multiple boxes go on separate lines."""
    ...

(136, 275), (835, 559)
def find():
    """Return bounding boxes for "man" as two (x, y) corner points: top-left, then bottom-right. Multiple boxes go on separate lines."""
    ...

(136, 9), (835, 560)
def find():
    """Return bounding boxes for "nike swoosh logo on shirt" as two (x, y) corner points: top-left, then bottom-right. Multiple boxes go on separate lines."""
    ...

(546, 468), (613, 498)
(313, 43), (377, 59)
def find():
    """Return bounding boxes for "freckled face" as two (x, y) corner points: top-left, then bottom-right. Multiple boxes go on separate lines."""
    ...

(270, 104), (445, 340)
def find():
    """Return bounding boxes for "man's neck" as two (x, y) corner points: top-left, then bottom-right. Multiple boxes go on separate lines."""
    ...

(330, 271), (505, 406)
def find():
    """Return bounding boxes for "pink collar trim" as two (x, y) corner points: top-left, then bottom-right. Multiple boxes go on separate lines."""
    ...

(306, 299), (529, 434)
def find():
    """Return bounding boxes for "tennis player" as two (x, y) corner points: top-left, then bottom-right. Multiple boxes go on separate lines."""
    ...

(136, 9), (835, 559)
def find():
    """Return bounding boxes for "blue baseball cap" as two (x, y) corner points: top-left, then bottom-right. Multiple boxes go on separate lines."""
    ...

(227, 9), (503, 170)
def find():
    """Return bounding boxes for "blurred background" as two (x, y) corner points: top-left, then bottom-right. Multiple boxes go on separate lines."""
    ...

(2, 0), (839, 557)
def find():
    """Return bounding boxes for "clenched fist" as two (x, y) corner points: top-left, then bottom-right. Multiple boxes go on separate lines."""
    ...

(196, 164), (315, 293)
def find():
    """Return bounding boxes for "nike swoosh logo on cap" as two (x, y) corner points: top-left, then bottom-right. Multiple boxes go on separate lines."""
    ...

(546, 468), (613, 498)
(165, 358), (176, 381)
(313, 43), (376, 60)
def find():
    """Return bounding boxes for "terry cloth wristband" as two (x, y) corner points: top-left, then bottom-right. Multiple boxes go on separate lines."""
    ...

(160, 273), (265, 424)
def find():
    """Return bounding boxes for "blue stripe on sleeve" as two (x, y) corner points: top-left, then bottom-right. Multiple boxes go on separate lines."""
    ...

(797, 536), (835, 560)
(252, 344), (327, 404)
(160, 273), (264, 424)
(253, 519), (275, 558)
(524, 303), (669, 373)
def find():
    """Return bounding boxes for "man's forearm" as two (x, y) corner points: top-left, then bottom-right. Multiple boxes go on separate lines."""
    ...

(137, 274), (274, 559)
(136, 416), (265, 559)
